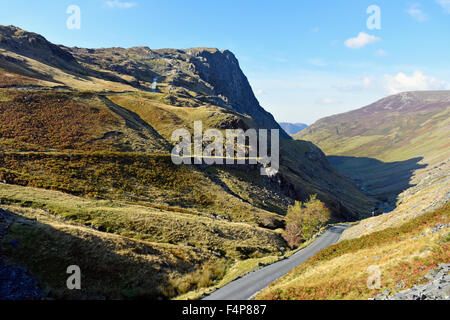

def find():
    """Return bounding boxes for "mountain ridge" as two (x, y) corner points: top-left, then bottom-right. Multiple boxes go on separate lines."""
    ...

(0, 25), (289, 139)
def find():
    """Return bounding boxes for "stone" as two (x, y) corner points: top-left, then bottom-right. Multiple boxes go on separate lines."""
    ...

(381, 263), (450, 300)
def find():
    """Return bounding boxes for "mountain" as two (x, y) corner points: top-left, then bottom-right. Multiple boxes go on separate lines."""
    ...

(0, 25), (374, 299)
(0, 25), (288, 138)
(279, 122), (308, 135)
(297, 91), (450, 233)
(297, 91), (450, 162)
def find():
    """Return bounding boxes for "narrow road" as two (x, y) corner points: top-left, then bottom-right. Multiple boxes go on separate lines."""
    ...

(203, 225), (349, 300)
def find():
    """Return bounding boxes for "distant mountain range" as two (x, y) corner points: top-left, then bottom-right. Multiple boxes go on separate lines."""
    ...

(279, 122), (308, 135)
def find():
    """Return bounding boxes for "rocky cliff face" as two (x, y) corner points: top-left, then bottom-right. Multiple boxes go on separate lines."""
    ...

(0, 25), (289, 138)
(186, 49), (289, 138)
(70, 45), (290, 138)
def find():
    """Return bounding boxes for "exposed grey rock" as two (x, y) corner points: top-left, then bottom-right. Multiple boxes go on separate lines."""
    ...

(373, 263), (450, 300)
(396, 280), (406, 290)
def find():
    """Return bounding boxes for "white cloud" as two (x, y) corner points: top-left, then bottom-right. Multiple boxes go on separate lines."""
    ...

(384, 71), (450, 94)
(407, 3), (428, 22)
(375, 49), (388, 56)
(344, 32), (381, 49)
(437, 0), (450, 13)
(105, 0), (137, 8)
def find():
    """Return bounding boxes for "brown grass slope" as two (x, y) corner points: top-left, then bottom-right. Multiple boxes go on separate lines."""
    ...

(0, 89), (170, 153)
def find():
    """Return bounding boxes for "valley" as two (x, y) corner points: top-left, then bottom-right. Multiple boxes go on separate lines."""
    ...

(0, 25), (448, 301)
(0, 25), (374, 300)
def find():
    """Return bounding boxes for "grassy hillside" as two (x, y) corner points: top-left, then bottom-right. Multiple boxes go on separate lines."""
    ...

(0, 151), (290, 227)
(0, 184), (284, 259)
(0, 89), (170, 153)
(106, 92), (373, 219)
(0, 87), (372, 220)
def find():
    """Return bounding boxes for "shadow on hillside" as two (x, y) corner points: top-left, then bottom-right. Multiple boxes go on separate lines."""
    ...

(327, 156), (427, 213)
(0, 208), (188, 300)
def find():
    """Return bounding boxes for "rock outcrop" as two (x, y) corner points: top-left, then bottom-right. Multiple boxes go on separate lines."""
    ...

(373, 263), (450, 300)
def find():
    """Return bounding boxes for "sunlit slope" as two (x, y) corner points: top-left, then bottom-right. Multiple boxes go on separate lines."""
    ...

(107, 91), (374, 219)
(0, 89), (170, 153)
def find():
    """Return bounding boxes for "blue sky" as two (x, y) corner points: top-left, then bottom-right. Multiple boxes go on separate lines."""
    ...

(1, 0), (450, 124)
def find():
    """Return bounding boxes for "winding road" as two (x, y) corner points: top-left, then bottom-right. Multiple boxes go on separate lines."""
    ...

(203, 225), (349, 300)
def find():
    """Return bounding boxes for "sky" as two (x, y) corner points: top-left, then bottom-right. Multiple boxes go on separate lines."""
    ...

(1, 0), (450, 124)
